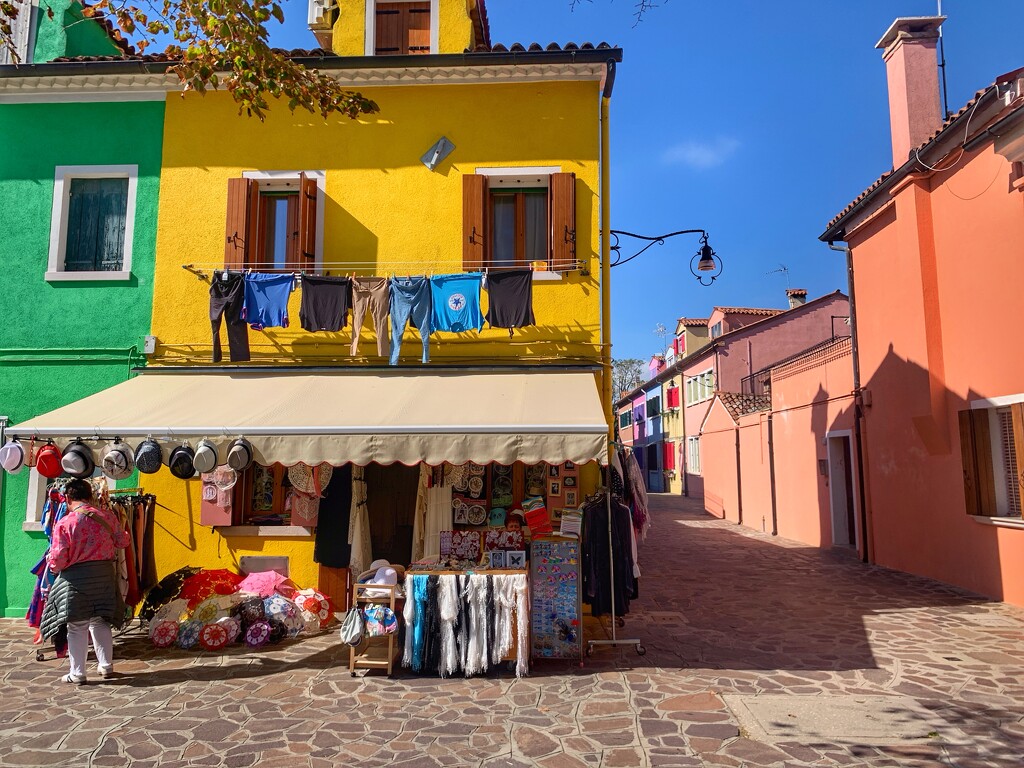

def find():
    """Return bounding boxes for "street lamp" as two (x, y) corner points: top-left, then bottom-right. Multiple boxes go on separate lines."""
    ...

(609, 228), (723, 286)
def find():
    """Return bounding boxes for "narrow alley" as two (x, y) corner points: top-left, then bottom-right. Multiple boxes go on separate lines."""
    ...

(1, 493), (1021, 767)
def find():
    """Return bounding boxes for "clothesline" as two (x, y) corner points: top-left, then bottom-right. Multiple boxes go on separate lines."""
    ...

(182, 261), (585, 280)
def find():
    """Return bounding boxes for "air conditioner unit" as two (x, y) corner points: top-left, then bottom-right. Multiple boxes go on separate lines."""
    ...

(308, 0), (337, 27)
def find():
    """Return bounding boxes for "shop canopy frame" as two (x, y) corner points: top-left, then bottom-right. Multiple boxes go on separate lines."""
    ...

(7, 367), (610, 468)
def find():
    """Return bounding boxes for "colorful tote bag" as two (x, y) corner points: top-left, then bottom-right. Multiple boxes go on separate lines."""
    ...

(362, 604), (398, 637)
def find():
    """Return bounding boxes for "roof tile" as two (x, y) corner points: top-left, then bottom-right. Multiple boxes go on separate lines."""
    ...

(713, 307), (784, 317)
(718, 392), (771, 422)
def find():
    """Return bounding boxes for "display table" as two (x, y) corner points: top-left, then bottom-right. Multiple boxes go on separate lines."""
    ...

(349, 582), (400, 677)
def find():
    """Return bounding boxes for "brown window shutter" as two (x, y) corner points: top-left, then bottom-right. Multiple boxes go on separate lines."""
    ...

(959, 409), (996, 516)
(1012, 403), (1024, 508)
(463, 174), (487, 271)
(298, 172), (319, 262)
(375, 3), (402, 54)
(407, 3), (431, 54)
(225, 177), (257, 268)
(549, 172), (576, 270)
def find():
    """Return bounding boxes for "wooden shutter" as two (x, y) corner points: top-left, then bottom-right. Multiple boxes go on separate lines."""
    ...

(1012, 404), (1024, 513)
(959, 409), (997, 516)
(224, 177), (258, 268)
(549, 172), (576, 270)
(463, 174), (488, 271)
(375, 3), (402, 54)
(298, 172), (319, 262)
(663, 441), (676, 471)
(407, 2), (431, 54)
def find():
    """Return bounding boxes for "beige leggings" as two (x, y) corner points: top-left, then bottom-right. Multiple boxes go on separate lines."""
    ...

(351, 277), (390, 357)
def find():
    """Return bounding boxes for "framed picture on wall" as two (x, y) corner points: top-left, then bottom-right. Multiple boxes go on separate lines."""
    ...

(549, 465), (561, 478)
(489, 550), (506, 569)
(564, 490), (577, 508)
(563, 476), (576, 488)
(548, 481), (560, 497)
(506, 551), (526, 569)
(563, 461), (575, 471)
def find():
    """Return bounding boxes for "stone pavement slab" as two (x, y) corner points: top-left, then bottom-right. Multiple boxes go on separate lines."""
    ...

(0, 494), (1022, 767)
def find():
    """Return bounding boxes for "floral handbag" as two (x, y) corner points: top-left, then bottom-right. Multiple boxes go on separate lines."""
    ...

(362, 604), (398, 637)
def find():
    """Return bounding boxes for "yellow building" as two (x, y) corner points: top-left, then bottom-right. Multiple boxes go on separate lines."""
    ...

(12, 1), (622, 597)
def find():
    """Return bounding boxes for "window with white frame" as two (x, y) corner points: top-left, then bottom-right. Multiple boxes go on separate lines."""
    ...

(25, 466), (115, 531)
(960, 403), (1024, 518)
(687, 436), (701, 474)
(710, 321), (723, 339)
(685, 369), (715, 405)
(366, 0), (438, 55)
(47, 165), (138, 281)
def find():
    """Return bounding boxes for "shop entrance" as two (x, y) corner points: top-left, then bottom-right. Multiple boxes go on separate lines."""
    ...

(365, 463), (420, 565)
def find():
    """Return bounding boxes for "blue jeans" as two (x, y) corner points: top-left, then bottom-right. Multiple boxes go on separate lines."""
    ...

(390, 277), (432, 365)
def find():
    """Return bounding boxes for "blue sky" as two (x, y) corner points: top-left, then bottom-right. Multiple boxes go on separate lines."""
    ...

(271, 0), (1021, 360)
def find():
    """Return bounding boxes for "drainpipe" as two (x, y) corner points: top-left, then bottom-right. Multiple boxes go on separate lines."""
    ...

(735, 425), (743, 525)
(767, 414), (778, 535)
(829, 241), (872, 564)
(600, 61), (616, 452)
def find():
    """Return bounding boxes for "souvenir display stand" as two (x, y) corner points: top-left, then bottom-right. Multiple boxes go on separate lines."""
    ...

(349, 582), (401, 677)
(530, 537), (583, 665)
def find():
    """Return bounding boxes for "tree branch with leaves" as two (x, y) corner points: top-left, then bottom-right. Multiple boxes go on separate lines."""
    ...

(1, 0), (378, 120)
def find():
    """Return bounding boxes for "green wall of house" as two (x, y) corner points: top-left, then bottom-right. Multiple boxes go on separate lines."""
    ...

(0, 100), (163, 617)
(33, 0), (122, 63)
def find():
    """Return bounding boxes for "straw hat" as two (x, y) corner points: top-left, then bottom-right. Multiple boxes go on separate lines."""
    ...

(356, 559), (406, 584)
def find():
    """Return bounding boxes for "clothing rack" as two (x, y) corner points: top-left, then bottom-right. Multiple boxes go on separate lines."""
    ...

(585, 442), (646, 659)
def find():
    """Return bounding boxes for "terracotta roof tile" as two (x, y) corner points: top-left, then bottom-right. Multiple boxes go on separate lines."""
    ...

(713, 307), (784, 317)
(677, 318), (710, 326)
(469, 41), (615, 53)
(471, 0), (492, 51)
(80, 1), (137, 57)
(718, 392), (771, 422)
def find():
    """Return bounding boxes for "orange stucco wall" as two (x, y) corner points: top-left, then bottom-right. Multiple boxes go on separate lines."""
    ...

(770, 341), (856, 549)
(701, 400), (738, 521)
(737, 413), (772, 535)
(846, 142), (1024, 604)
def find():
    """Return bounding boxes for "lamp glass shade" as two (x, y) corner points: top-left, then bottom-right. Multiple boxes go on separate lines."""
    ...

(696, 244), (717, 272)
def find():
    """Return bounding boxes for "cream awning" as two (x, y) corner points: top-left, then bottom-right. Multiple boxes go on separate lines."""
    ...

(7, 369), (609, 466)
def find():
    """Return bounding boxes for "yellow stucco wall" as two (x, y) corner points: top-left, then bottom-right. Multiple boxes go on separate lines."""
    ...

(331, 0), (475, 56)
(148, 78), (603, 581)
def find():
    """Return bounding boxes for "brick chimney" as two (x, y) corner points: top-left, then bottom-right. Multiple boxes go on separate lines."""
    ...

(875, 16), (945, 167)
(786, 289), (808, 309)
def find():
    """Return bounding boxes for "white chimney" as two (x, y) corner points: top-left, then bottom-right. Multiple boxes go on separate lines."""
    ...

(875, 16), (946, 167)
(786, 289), (808, 310)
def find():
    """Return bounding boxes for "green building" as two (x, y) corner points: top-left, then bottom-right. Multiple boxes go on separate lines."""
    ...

(0, 5), (163, 616)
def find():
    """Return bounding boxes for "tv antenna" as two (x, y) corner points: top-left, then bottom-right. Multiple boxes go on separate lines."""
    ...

(765, 264), (790, 288)
(654, 322), (668, 355)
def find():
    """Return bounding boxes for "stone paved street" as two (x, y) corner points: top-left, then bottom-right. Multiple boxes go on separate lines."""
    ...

(2, 493), (1023, 767)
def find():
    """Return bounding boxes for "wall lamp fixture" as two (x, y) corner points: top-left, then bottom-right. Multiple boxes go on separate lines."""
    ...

(609, 228), (723, 286)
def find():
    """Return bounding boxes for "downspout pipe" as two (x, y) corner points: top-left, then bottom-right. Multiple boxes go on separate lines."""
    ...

(735, 425), (743, 525)
(767, 414), (778, 535)
(829, 240), (872, 564)
(601, 60), (616, 453)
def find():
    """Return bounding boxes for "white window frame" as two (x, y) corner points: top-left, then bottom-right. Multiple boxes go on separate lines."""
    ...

(474, 165), (563, 280)
(241, 169), (326, 268)
(25, 469), (116, 532)
(687, 436), (701, 474)
(685, 368), (715, 405)
(967, 394), (1024, 527)
(710, 321), (723, 339)
(364, 0), (439, 56)
(46, 165), (138, 282)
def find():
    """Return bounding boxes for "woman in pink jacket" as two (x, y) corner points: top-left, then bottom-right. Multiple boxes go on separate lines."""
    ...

(40, 479), (130, 684)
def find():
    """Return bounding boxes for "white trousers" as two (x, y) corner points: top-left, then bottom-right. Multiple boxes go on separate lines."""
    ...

(67, 618), (113, 678)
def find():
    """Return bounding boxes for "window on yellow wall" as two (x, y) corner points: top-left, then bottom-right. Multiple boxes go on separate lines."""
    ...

(463, 169), (576, 272)
(224, 173), (321, 270)
(374, 1), (432, 55)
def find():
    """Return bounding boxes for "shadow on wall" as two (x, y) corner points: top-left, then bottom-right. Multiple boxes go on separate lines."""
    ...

(862, 343), (1007, 600)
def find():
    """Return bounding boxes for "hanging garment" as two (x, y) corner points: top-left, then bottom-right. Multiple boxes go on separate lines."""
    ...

(624, 450), (651, 539)
(430, 273), (484, 333)
(242, 273), (295, 331)
(512, 573), (529, 677)
(464, 574), (489, 676)
(411, 465), (430, 562)
(389, 277), (432, 365)
(210, 271), (250, 363)
(314, 464), (353, 568)
(348, 467), (372, 579)
(422, 575), (443, 674)
(492, 575), (515, 666)
(422, 486), (453, 560)
(300, 275), (351, 332)
(411, 575), (429, 673)
(438, 575), (460, 678)
(484, 269), (536, 331)
(402, 573), (422, 669)
(581, 495), (637, 619)
(350, 277), (390, 357)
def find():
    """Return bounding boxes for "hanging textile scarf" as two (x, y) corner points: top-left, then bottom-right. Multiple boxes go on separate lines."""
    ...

(438, 575), (460, 678)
